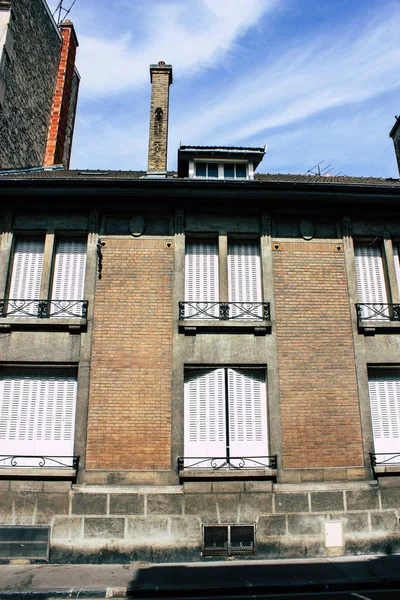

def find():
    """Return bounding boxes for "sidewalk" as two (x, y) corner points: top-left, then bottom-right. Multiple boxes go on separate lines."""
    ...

(1, 554), (400, 598)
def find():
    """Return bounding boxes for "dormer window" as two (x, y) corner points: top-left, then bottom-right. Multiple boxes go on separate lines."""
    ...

(194, 161), (248, 180)
(177, 145), (266, 180)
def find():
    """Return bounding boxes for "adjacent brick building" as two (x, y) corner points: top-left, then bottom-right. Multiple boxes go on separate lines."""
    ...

(0, 0), (79, 170)
(1, 58), (400, 562)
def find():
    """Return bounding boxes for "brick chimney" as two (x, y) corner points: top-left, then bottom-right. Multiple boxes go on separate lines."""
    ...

(44, 20), (80, 168)
(389, 115), (400, 177)
(147, 61), (173, 177)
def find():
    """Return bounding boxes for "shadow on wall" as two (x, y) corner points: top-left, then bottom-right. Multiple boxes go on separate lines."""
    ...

(126, 552), (400, 597)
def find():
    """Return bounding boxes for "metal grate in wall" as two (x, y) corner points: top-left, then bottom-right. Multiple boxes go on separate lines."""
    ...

(0, 526), (50, 559)
(203, 524), (255, 557)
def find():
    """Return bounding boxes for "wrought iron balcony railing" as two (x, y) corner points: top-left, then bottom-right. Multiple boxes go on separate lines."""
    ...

(0, 455), (79, 469)
(1, 299), (88, 319)
(178, 455), (277, 471)
(179, 301), (270, 321)
(370, 452), (400, 467)
(356, 303), (400, 322)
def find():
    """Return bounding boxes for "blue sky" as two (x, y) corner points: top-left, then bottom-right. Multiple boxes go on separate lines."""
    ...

(46, 0), (400, 177)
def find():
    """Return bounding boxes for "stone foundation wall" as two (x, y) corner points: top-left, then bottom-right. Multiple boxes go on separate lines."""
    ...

(1, 479), (399, 562)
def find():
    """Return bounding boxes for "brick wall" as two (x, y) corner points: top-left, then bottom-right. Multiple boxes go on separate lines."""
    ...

(273, 241), (364, 468)
(86, 238), (174, 470)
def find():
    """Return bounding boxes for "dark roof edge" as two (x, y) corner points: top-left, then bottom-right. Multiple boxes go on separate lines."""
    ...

(389, 115), (400, 138)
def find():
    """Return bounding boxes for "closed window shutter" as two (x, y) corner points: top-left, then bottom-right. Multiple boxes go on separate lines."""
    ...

(354, 244), (387, 319)
(228, 241), (262, 318)
(8, 239), (44, 316)
(51, 239), (87, 316)
(228, 369), (267, 466)
(185, 241), (219, 318)
(0, 373), (77, 463)
(184, 369), (225, 467)
(369, 370), (400, 461)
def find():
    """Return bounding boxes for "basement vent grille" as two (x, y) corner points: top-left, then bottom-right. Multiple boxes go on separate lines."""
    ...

(0, 526), (50, 560)
(203, 524), (255, 557)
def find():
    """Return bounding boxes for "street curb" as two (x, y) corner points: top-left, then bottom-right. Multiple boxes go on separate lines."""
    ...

(2, 578), (400, 599)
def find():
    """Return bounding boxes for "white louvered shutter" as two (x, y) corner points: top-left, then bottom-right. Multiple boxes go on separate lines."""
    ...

(184, 369), (226, 468)
(185, 241), (219, 318)
(227, 369), (267, 467)
(368, 371), (400, 463)
(8, 239), (44, 316)
(228, 241), (262, 319)
(51, 239), (87, 317)
(354, 244), (387, 319)
(0, 373), (77, 467)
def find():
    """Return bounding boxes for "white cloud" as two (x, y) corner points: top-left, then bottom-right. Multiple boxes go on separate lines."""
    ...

(169, 7), (400, 146)
(76, 0), (276, 96)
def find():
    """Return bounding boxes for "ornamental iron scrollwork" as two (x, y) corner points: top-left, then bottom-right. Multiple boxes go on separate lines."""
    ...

(177, 455), (277, 471)
(356, 303), (400, 322)
(2, 299), (88, 318)
(0, 455), (79, 469)
(179, 302), (270, 321)
(370, 452), (400, 467)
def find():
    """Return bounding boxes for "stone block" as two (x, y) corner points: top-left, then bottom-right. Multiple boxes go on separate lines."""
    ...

(311, 492), (344, 513)
(14, 495), (37, 523)
(84, 518), (125, 539)
(370, 511), (398, 533)
(52, 517), (83, 540)
(241, 493), (273, 522)
(381, 488), (400, 509)
(109, 494), (144, 515)
(170, 516), (201, 539)
(184, 494), (218, 521)
(323, 469), (348, 481)
(0, 481), (10, 491)
(338, 512), (369, 534)
(147, 494), (183, 515)
(244, 481), (273, 492)
(278, 471), (301, 483)
(36, 494), (69, 524)
(346, 489), (379, 511)
(212, 481), (244, 493)
(183, 481), (212, 493)
(10, 481), (43, 492)
(288, 514), (324, 536)
(378, 477), (400, 488)
(346, 468), (369, 480)
(217, 494), (240, 523)
(275, 493), (309, 514)
(43, 481), (72, 492)
(72, 493), (107, 515)
(300, 470), (324, 482)
(127, 517), (169, 540)
(0, 493), (13, 524)
(257, 515), (286, 537)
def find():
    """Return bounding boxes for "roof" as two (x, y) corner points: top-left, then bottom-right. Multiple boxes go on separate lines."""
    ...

(389, 115), (400, 139)
(0, 168), (399, 187)
(179, 145), (265, 153)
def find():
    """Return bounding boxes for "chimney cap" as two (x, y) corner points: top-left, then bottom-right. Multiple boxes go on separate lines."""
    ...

(150, 62), (173, 85)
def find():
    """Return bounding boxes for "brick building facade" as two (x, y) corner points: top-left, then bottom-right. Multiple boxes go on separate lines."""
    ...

(0, 60), (400, 562)
(0, 0), (79, 170)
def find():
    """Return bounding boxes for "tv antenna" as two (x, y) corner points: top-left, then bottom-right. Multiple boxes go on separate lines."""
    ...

(305, 160), (341, 177)
(52, 0), (78, 25)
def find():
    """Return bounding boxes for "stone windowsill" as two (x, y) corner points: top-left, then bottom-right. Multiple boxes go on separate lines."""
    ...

(0, 468), (77, 478)
(0, 317), (86, 333)
(373, 465), (400, 475)
(179, 319), (272, 335)
(179, 468), (277, 479)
